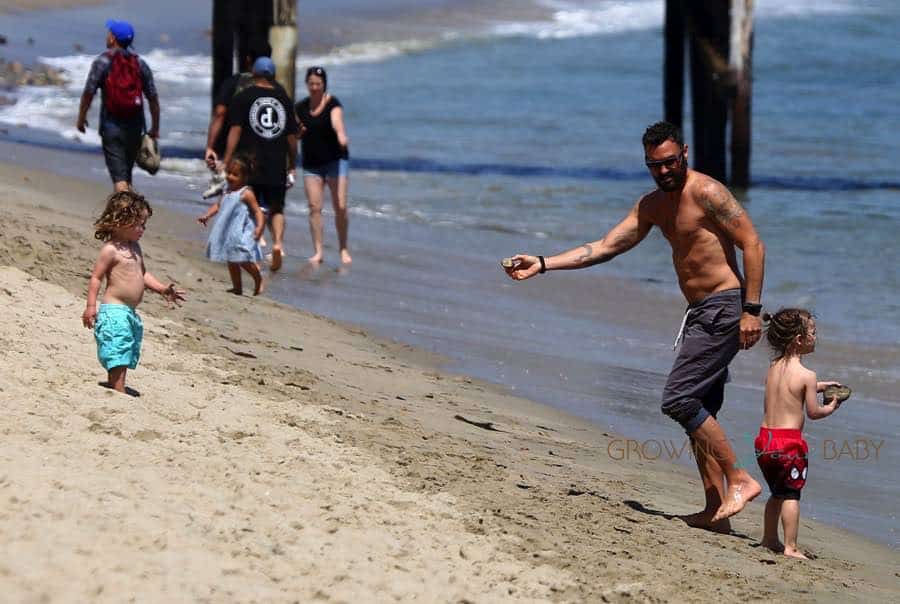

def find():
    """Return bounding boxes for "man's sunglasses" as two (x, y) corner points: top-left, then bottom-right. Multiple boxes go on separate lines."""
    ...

(645, 151), (684, 169)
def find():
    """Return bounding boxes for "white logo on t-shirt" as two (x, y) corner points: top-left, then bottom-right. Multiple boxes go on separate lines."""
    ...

(249, 97), (286, 139)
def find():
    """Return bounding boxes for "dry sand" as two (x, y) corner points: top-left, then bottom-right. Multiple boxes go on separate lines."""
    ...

(0, 160), (897, 602)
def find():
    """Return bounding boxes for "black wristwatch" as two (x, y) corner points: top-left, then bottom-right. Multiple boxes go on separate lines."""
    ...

(742, 302), (763, 316)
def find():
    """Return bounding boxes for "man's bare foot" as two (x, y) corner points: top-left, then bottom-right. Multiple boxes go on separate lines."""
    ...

(340, 248), (352, 265)
(760, 539), (784, 553)
(679, 511), (732, 534)
(308, 252), (323, 264)
(226, 287), (243, 296)
(253, 273), (265, 296)
(271, 247), (283, 271)
(711, 475), (762, 522)
(783, 546), (809, 560)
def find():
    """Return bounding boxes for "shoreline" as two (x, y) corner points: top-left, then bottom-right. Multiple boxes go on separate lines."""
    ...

(3, 133), (899, 551)
(1, 155), (898, 600)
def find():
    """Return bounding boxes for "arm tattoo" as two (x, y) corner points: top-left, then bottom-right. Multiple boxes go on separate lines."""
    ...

(701, 185), (744, 226)
(577, 244), (593, 264)
(581, 241), (619, 267)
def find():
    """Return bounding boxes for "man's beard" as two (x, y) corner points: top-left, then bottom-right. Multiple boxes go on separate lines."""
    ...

(655, 166), (686, 191)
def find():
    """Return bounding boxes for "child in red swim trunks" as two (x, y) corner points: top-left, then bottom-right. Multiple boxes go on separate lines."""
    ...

(755, 308), (844, 559)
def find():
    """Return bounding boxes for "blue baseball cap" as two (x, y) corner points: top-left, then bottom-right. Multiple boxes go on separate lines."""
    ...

(252, 56), (276, 78)
(106, 20), (135, 46)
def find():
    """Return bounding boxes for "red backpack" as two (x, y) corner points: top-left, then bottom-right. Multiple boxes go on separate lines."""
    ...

(103, 50), (144, 119)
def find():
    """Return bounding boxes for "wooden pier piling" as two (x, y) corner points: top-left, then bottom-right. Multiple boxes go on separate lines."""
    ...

(270, 0), (298, 101)
(664, 0), (685, 129)
(663, 0), (754, 187)
(211, 1), (298, 102)
(729, 0), (754, 189)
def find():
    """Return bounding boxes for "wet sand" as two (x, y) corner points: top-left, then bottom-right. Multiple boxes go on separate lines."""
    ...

(0, 157), (897, 601)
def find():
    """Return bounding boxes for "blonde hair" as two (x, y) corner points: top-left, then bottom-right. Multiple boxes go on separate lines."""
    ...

(93, 190), (153, 241)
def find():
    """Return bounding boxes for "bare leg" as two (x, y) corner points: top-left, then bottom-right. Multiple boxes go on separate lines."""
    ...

(107, 366), (127, 393)
(690, 416), (761, 522)
(226, 262), (243, 294)
(679, 437), (731, 533)
(240, 262), (264, 295)
(269, 213), (286, 271)
(761, 497), (784, 552)
(780, 499), (808, 559)
(304, 175), (325, 263)
(327, 175), (351, 264)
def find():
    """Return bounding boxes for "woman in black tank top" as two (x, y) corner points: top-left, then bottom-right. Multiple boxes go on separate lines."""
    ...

(295, 66), (352, 265)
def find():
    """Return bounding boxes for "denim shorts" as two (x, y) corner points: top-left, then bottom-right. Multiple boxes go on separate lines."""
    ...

(303, 159), (349, 179)
(101, 123), (142, 184)
(94, 304), (143, 370)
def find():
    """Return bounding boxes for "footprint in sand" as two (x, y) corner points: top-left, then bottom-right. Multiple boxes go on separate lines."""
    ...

(132, 429), (164, 442)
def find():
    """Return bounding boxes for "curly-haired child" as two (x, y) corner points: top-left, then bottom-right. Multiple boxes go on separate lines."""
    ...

(82, 190), (186, 394)
(755, 308), (844, 559)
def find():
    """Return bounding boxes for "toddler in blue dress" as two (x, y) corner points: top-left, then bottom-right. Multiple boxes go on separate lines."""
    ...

(198, 154), (266, 295)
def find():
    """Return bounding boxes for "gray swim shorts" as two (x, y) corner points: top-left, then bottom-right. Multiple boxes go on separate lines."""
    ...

(661, 288), (742, 434)
(101, 123), (142, 184)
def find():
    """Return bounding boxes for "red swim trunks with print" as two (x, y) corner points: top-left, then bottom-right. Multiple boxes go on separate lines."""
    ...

(754, 427), (808, 500)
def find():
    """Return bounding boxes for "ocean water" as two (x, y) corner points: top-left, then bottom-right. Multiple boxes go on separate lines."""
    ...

(1, 0), (897, 548)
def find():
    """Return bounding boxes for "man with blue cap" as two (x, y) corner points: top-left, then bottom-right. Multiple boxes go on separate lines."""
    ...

(204, 40), (286, 172)
(77, 20), (161, 191)
(222, 56), (298, 271)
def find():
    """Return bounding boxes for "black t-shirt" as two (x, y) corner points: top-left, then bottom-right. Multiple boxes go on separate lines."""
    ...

(213, 73), (284, 155)
(228, 84), (298, 185)
(295, 96), (349, 169)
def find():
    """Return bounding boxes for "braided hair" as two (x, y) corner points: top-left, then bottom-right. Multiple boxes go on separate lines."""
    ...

(763, 308), (814, 360)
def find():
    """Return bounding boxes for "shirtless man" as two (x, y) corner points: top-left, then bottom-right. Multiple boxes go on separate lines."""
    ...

(504, 121), (764, 528)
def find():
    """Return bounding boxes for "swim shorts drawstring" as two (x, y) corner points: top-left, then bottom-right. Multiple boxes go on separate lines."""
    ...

(673, 308), (691, 350)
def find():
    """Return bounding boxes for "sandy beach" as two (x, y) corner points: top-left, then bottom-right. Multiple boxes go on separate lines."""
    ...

(0, 158), (897, 602)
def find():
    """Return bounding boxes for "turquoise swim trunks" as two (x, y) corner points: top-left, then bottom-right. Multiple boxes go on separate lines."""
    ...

(94, 304), (143, 370)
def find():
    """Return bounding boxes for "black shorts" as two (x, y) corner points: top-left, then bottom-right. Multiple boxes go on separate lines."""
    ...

(661, 288), (742, 434)
(101, 125), (142, 184)
(252, 183), (286, 214)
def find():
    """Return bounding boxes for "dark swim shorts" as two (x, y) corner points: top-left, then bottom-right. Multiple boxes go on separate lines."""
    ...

(661, 288), (742, 433)
(252, 183), (286, 214)
(101, 124), (142, 184)
(755, 427), (808, 500)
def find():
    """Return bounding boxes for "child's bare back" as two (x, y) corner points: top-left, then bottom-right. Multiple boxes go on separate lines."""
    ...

(763, 357), (818, 431)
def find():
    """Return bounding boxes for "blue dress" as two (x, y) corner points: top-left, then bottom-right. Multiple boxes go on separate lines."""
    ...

(205, 186), (263, 263)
